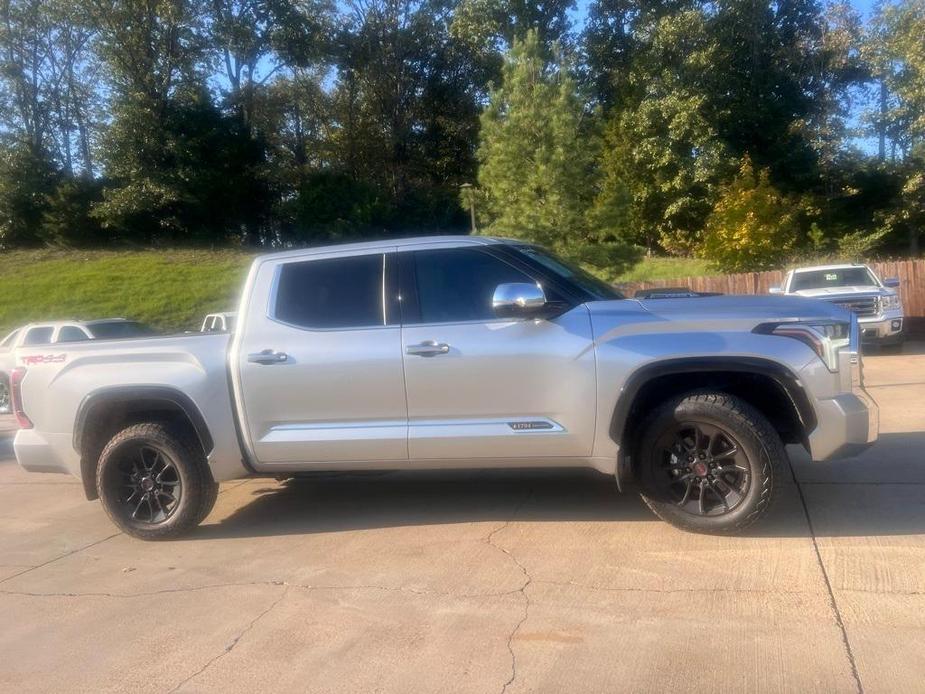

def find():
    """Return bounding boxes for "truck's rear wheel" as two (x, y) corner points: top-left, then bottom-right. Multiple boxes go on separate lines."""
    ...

(637, 392), (784, 534)
(96, 423), (218, 540)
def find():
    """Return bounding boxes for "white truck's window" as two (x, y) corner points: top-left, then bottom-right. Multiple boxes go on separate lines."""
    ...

(275, 254), (384, 329)
(790, 267), (878, 290)
(57, 326), (91, 342)
(23, 327), (54, 345)
(0, 330), (19, 347)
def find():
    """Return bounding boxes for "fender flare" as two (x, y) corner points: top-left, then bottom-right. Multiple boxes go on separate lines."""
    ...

(610, 357), (816, 486)
(74, 385), (214, 456)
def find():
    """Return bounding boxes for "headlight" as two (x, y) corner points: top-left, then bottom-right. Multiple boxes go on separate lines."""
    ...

(881, 294), (902, 311)
(754, 321), (851, 373)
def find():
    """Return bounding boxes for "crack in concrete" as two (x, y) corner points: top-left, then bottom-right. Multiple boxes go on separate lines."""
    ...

(167, 585), (290, 693)
(0, 579), (525, 602)
(0, 533), (121, 585)
(484, 490), (534, 694)
(535, 579), (819, 597)
(789, 459), (865, 694)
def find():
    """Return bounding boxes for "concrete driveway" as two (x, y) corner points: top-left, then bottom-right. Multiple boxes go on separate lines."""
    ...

(1, 346), (923, 693)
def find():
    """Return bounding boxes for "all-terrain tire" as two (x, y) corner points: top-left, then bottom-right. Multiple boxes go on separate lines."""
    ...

(96, 422), (219, 540)
(637, 392), (786, 534)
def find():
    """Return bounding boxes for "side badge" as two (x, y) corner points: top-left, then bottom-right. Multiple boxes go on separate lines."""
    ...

(508, 421), (554, 431)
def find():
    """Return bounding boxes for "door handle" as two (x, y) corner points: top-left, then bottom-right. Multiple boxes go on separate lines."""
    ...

(406, 340), (450, 357)
(248, 349), (288, 365)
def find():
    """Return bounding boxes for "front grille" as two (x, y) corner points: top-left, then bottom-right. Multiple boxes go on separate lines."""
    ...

(827, 296), (880, 317)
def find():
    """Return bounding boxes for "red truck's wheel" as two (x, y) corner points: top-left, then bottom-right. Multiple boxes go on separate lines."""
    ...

(636, 392), (785, 534)
(96, 423), (218, 540)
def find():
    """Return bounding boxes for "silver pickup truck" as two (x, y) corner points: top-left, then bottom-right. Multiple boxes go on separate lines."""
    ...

(11, 237), (878, 539)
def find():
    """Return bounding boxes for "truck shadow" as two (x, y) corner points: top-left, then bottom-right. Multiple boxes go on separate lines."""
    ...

(193, 431), (925, 541)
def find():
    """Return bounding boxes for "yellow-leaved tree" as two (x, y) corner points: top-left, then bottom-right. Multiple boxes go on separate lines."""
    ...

(699, 156), (799, 272)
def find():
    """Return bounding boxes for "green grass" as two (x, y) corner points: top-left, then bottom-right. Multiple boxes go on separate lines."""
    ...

(0, 249), (719, 335)
(0, 249), (255, 335)
(614, 256), (714, 283)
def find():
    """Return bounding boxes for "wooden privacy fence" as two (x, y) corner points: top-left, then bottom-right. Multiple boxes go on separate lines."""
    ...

(616, 259), (925, 318)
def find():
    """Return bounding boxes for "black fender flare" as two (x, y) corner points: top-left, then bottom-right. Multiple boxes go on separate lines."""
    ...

(610, 356), (816, 486)
(74, 386), (215, 501)
(74, 385), (214, 457)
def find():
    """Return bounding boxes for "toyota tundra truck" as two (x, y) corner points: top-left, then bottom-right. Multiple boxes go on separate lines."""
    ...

(10, 237), (878, 539)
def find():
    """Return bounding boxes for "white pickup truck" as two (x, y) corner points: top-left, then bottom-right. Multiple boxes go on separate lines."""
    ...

(0, 319), (153, 414)
(771, 263), (904, 348)
(11, 237), (877, 539)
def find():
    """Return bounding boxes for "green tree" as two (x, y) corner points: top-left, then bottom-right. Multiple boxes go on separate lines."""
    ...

(477, 30), (637, 277)
(207, 0), (332, 124)
(865, 0), (925, 253)
(590, 9), (732, 254)
(699, 156), (800, 272)
(0, 0), (101, 176)
(39, 177), (107, 247)
(0, 140), (59, 248)
(93, 96), (272, 244)
(706, 0), (829, 190)
(866, 0), (925, 160)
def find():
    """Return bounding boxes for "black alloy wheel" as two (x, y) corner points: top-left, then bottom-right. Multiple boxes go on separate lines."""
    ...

(637, 392), (785, 534)
(111, 444), (182, 525)
(97, 423), (218, 540)
(652, 422), (751, 517)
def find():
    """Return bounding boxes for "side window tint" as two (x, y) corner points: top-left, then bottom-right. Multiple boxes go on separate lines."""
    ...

(57, 326), (91, 342)
(412, 248), (534, 323)
(275, 254), (384, 329)
(23, 327), (54, 345)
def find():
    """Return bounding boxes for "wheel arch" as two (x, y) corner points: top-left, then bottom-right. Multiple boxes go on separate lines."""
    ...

(611, 357), (816, 487)
(74, 386), (214, 501)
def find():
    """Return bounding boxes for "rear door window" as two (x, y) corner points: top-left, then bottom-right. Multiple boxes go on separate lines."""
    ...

(274, 254), (384, 329)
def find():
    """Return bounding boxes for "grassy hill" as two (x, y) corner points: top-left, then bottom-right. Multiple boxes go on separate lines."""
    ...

(0, 249), (254, 334)
(0, 248), (712, 334)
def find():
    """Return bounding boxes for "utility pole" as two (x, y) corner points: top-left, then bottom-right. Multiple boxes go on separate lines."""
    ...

(460, 183), (477, 234)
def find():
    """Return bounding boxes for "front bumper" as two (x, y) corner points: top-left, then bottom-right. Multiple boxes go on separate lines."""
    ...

(806, 328), (879, 460)
(859, 312), (904, 343)
(808, 391), (879, 460)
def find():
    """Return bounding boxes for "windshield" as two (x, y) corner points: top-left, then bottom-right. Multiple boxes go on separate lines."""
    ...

(512, 245), (623, 301)
(87, 321), (156, 339)
(790, 267), (879, 291)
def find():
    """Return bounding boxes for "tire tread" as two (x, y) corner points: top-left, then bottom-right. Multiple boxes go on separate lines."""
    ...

(638, 391), (785, 535)
(96, 422), (218, 540)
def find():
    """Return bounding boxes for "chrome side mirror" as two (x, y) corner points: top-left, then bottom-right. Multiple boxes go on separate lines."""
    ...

(769, 286), (783, 295)
(492, 283), (547, 318)
(883, 277), (900, 288)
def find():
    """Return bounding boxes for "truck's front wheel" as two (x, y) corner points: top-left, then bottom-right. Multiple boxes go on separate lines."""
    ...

(637, 392), (784, 534)
(96, 423), (219, 540)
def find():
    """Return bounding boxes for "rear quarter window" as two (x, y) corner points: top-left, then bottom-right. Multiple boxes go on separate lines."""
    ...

(22, 327), (54, 345)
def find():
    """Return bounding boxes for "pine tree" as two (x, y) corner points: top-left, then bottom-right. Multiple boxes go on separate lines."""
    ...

(476, 30), (637, 278)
